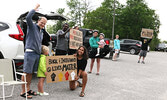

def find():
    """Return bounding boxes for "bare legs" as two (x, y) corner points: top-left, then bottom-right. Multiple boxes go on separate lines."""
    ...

(113, 53), (118, 60)
(138, 56), (145, 63)
(21, 73), (32, 93)
(38, 78), (45, 93)
(21, 73), (33, 98)
(96, 58), (100, 74)
(89, 58), (101, 74)
(69, 71), (87, 95)
(89, 58), (95, 73)
(81, 71), (87, 93)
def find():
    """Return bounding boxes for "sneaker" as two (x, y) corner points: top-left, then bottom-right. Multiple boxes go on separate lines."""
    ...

(138, 60), (140, 63)
(37, 91), (40, 95)
(141, 61), (145, 64)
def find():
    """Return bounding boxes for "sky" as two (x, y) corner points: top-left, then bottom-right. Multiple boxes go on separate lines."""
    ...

(0, 0), (166, 41)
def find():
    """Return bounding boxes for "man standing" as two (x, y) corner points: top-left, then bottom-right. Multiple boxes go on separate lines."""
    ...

(138, 38), (152, 64)
(55, 23), (70, 55)
(20, 4), (47, 99)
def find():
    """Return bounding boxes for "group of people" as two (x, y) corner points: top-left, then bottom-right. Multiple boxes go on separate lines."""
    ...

(20, 4), (152, 99)
(20, 4), (89, 99)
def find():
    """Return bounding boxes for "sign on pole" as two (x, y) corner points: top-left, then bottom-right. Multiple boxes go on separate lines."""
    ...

(141, 28), (153, 39)
(46, 55), (77, 83)
(69, 29), (83, 49)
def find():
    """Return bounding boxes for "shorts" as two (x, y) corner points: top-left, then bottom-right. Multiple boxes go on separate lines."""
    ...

(139, 50), (147, 57)
(115, 49), (119, 54)
(23, 52), (40, 73)
(89, 48), (100, 58)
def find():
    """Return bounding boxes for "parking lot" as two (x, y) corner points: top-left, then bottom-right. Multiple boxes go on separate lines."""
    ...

(1, 51), (167, 100)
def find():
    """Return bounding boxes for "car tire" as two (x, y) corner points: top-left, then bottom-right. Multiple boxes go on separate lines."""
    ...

(130, 48), (136, 55)
(0, 51), (4, 59)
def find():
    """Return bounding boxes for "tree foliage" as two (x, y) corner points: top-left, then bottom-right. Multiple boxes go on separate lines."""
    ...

(83, 0), (160, 50)
(47, 8), (65, 34)
(66, 0), (90, 27)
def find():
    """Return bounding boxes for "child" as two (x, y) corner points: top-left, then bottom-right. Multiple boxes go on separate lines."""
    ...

(112, 35), (120, 61)
(96, 33), (106, 56)
(37, 45), (49, 96)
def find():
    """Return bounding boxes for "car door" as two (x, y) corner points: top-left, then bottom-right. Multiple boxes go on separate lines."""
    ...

(120, 39), (125, 51)
(123, 40), (131, 51)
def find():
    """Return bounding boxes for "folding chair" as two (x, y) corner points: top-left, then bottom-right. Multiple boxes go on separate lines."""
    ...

(0, 59), (27, 100)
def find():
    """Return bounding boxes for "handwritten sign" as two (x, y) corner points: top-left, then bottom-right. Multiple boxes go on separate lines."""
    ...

(69, 29), (83, 49)
(141, 28), (153, 39)
(46, 55), (77, 83)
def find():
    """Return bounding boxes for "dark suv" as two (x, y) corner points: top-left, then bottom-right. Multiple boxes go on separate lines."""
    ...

(120, 39), (141, 55)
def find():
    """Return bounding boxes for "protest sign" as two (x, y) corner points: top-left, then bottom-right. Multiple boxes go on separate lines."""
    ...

(141, 28), (153, 39)
(69, 29), (83, 49)
(46, 55), (77, 83)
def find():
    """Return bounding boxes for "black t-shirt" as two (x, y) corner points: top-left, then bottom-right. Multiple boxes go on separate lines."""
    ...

(77, 58), (87, 73)
(141, 38), (152, 51)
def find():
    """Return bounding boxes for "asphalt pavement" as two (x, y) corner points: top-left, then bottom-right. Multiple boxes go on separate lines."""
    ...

(1, 51), (167, 100)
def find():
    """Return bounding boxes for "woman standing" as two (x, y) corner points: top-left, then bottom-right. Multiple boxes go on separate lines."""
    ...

(88, 31), (102, 75)
(69, 46), (88, 97)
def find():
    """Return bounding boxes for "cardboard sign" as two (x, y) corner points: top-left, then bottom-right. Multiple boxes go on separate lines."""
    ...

(141, 28), (153, 39)
(69, 29), (83, 49)
(46, 55), (77, 83)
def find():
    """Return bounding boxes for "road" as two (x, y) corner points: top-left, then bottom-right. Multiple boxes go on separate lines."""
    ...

(1, 51), (167, 100)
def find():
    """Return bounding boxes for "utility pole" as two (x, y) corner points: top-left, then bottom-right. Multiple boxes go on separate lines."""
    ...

(112, 0), (116, 40)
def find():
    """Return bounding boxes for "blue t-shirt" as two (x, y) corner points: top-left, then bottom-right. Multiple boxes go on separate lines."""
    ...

(114, 39), (120, 50)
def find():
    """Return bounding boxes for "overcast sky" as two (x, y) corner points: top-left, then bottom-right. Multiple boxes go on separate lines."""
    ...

(0, 0), (166, 41)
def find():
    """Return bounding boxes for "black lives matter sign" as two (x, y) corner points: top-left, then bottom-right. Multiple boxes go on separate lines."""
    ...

(46, 55), (77, 83)
(69, 29), (83, 49)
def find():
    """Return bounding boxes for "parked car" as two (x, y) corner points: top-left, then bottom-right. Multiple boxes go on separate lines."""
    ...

(155, 43), (167, 52)
(120, 39), (141, 55)
(0, 20), (25, 68)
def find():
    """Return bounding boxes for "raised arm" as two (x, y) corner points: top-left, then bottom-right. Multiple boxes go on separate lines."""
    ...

(59, 28), (70, 38)
(147, 39), (152, 44)
(26, 4), (40, 28)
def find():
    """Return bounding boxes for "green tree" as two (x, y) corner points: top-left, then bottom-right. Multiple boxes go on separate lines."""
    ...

(66, 0), (90, 27)
(120, 0), (160, 50)
(83, 0), (160, 50)
(83, 0), (123, 38)
(46, 8), (65, 34)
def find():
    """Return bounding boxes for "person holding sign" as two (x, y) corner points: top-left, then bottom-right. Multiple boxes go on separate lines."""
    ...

(21, 4), (47, 99)
(138, 38), (152, 64)
(55, 23), (70, 55)
(37, 45), (49, 96)
(68, 26), (79, 55)
(69, 46), (88, 97)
